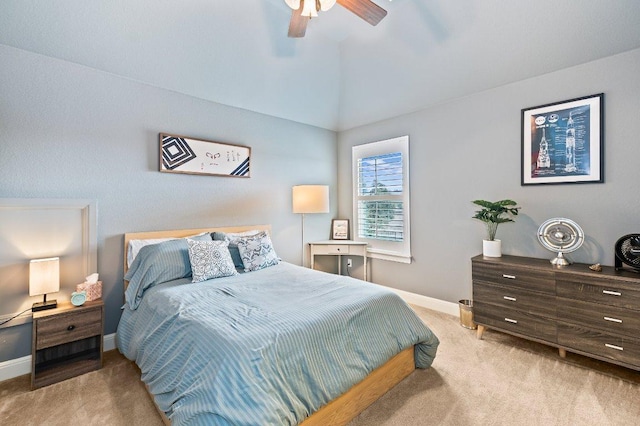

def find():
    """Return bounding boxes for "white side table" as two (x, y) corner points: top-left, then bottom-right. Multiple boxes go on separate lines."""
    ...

(309, 240), (368, 281)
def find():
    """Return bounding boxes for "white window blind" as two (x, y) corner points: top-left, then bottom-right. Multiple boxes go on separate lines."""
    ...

(352, 136), (411, 263)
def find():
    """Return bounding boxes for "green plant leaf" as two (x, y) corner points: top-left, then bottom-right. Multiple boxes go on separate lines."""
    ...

(471, 199), (521, 240)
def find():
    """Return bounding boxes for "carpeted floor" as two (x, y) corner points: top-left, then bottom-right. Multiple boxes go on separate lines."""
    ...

(1, 306), (638, 425)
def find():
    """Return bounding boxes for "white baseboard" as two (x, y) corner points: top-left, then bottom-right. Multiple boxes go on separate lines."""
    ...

(0, 354), (31, 383)
(0, 333), (116, 383)
(1, 294), (452, 383)
(389, 288), (460, 317)
(104, 333), (116, 351)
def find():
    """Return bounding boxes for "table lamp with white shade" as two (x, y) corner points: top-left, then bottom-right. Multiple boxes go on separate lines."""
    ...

(29, 257), (60, 312)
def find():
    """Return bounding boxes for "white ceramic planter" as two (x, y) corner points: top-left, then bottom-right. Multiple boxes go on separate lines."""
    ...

(483, 239), (502, 257)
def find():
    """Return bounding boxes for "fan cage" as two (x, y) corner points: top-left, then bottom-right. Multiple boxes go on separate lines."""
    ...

(615, 234), (640, 267)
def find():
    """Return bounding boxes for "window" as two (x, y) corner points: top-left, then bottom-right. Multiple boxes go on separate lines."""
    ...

(352, 136), (411, 263)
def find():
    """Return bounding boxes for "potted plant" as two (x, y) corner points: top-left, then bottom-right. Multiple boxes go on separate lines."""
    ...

(472, 199), (520, 257)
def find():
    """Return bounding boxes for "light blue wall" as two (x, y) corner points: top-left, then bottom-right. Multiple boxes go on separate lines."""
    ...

(338, 48), (640, 303)
(3, 42), (640, 364)
(0, 45), (337, 362)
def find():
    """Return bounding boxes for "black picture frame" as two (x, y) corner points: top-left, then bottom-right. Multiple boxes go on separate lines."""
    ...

(331, 219), (350, 240)
(521, 93), (604, 185)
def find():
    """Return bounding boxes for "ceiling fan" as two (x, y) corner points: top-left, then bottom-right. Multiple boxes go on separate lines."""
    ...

(285, 0), (388, 38)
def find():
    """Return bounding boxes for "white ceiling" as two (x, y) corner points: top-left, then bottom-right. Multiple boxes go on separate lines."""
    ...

(1, 0), (640, 131)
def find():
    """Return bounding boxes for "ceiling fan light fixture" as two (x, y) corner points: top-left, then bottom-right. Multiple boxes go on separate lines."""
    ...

(301, 0), (319, 17)
(285, 0), (336, 17)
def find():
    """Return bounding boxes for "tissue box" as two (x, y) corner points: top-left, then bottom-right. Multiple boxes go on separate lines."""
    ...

(76, 281), (102, 301)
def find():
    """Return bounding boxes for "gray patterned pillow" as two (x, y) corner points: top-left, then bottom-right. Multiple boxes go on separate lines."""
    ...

(236, 231), (280, 272)
(212, 230), (261, 268)
(187, 239), (238, 283)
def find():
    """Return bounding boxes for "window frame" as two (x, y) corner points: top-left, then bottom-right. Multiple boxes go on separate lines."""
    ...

(352, 135), (411, 264)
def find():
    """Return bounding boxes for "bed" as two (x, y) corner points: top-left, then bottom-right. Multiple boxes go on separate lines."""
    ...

(116, 225), (439, 425)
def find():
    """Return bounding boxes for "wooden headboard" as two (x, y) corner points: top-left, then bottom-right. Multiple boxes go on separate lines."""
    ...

(123, 224), (271, 281)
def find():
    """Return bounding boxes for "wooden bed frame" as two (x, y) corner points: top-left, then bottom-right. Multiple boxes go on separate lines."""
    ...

(123, 225), (416, 425)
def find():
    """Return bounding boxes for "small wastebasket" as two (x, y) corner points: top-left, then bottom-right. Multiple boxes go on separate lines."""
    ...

(458, 299), (477, 330)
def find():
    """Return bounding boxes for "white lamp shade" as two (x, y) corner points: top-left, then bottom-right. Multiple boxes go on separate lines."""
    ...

(29, 257), (60, 296)
(292, 185), (330, 214)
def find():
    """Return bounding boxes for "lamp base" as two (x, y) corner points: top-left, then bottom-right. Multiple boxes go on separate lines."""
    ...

(32, 299), (57, 312)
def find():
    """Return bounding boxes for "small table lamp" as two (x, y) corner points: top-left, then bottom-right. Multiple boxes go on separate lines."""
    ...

(292, 185), (330, 266)
(30, 257), (60, 312)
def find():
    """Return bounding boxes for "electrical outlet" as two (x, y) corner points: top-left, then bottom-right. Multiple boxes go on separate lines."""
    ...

(347, 258), (353, 268)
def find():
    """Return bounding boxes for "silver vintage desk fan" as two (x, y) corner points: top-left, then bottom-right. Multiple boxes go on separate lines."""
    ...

(537, 218), (584, 266)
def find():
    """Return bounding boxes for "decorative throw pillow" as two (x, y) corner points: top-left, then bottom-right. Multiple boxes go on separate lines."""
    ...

(187, 239), (238, 283)
(212, 230), (262, 268)
(236, 231), (280, 272)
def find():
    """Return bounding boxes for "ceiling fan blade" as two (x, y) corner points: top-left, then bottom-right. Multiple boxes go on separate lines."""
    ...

(288, 4), (308, 38)
(337, 0), (387, 26)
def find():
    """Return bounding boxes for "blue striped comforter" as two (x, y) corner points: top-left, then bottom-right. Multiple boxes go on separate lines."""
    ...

(117, 262), (439, 425)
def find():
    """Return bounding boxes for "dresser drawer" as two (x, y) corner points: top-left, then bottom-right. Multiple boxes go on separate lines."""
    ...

(36, 307), (103, 350)
(556, 274), (640, 310)
(558, 323), (640, 368)
(472, 261), (555, 295)
(557, 297), (640, 339)
(312, 245), (351, 255)
(474, 282), (556, 318)
(474, 302), (557, 342)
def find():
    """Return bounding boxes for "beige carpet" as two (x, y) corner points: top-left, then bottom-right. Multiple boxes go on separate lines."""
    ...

(1, 306), (638, 425)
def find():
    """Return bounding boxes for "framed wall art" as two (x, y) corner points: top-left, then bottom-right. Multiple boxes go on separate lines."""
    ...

(331, 219), (350, 240)
(159, 133), (250, 177)
(521, 93), (603, 185)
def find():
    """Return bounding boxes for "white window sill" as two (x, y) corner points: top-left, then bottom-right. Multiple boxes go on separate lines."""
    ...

(366, 248), (412, 264)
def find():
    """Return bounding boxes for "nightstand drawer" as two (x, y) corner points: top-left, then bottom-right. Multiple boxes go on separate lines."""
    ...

(312, 245), (351, 255)
(36, 307), (102, 350)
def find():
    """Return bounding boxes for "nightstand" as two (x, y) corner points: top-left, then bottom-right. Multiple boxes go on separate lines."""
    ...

(31, 299), (104, 389)
(309, 240), (368, 281)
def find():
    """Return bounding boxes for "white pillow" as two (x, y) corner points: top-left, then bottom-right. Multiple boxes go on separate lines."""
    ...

(187, 239), (238, 282)
(127, 238), (176, 267)
(126, 232), (210, 267)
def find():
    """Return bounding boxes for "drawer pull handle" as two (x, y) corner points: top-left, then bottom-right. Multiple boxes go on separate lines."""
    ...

(502, 274), (516, 279)
(503, 296), (517, 302)
(504, 318), (518, 324)
(602, 290), (622, 296)
(605, 343), (623, 351)
(67, 325), (76, 331)
(603, 316), (623, 323)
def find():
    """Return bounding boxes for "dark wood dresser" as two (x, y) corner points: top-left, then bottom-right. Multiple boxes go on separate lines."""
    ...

(472, 254), (640, 371)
